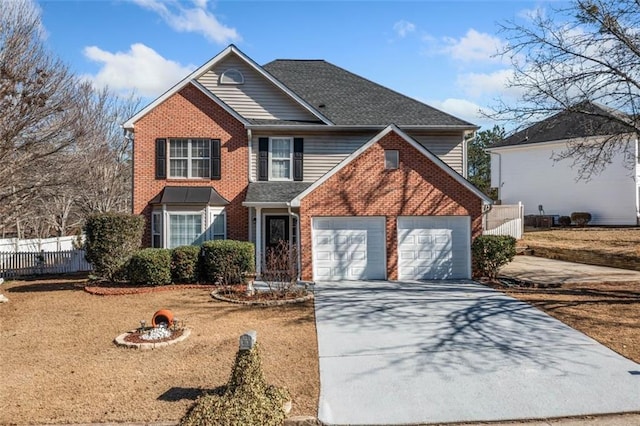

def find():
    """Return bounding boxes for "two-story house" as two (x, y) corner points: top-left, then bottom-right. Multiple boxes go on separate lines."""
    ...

(124, 45), (491, 282)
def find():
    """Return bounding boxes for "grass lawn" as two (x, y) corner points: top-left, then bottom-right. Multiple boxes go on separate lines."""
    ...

(522, 227), (640, 257)
(502, 280), (640, 363)
(0, 275), (318, 425)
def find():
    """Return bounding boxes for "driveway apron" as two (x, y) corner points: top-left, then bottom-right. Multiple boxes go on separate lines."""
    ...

(314, 280), (640, 425)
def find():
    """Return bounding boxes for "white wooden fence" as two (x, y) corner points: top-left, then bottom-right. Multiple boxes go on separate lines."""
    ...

(0, 249), (92, 278)
(0, 235), (80, 253)
(483, 202), (524, 240)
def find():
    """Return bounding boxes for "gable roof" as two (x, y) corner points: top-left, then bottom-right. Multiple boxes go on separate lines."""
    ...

(263, 60), (475, 128)
(123, 45), (331, 129)
(492, 102), (635, 149)
(290, 124), (492, 206)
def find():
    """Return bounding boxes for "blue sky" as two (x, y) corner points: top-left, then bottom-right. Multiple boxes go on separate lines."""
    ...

(36, 0), (568, 130)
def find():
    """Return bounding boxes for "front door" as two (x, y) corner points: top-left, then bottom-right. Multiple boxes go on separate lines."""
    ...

(265, 215), (290, 251)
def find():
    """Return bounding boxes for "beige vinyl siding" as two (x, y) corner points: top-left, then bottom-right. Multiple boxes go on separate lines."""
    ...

(197, 54), (318, 121)
(251, 130), (465, 182)
(407, 130), (464, 174)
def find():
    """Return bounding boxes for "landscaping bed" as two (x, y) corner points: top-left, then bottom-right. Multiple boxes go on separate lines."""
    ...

(0, 275), (319, 424)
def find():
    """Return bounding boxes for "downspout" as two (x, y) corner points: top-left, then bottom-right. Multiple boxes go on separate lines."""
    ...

(463, 131), (472, 179)
(286, 203), (301, 282)
(491, 151), (502, 202)
(247, 128), (254, 182)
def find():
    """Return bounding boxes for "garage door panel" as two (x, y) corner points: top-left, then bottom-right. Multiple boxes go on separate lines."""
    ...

(312, 217), (386, 281)
(398, 216), (470, 280)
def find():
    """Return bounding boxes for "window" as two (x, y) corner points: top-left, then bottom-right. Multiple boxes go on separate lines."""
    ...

(168, 214), (203, 248)
(209, 211), (226, 240)
(270, 137), (293, 180)
(169, 138), (210, 178)
(219, 69), (244, 85)
(385, 150), (399, 170)
(151, 212), (162, 248)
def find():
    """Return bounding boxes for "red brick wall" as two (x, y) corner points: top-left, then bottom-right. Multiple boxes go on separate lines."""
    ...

(299, 131), (483, 281)
(132, 83), (248, 246)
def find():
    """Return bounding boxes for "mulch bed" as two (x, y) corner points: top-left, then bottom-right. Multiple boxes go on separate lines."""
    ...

(84, 283), (216, 295)
(123, 328), (185, 344)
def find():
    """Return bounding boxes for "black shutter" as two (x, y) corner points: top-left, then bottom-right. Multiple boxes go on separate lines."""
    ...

(155, 138), (166, 179)
(293, 137), (303, 181)
(258, 137), (269, 181)
(210, 139), (221, 180)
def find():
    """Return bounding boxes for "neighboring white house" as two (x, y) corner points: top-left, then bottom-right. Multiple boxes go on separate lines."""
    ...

(488, 104), (640, 226)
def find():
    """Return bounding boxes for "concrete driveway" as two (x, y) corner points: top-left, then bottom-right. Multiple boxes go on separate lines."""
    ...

(314, 280), (640, 425)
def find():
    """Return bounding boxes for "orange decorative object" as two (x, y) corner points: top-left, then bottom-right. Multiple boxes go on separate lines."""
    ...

(151, 309), (174, 327)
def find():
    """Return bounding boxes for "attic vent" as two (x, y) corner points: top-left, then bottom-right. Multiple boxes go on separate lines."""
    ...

(219, 69), (244, 85)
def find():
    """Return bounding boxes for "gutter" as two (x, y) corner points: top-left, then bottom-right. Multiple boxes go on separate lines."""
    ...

(245, 124), (479, 132)
(247, 128), (254, 183)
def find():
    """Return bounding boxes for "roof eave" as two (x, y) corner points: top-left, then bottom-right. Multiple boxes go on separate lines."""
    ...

(245, 124), (478, 132)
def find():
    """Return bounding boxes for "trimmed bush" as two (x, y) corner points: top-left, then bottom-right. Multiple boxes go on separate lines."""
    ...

(180, 343), (289, 426)
(84, 213), (144, 280)
(127, 248), (172, 286)
(571, 212), (592, 227)
(200, 240), (255, 285)
(558, 216), (572, 227)
(171, 245), (200, 284)
(472, 235), (517, 280)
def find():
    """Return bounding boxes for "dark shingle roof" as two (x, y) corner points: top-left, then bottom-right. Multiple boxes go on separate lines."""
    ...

(245, 182), (312, 203)
(494, 102), (634, 148)
(149, 186), (229, 205)
(262, 60), (474, 128)
(246, 118), (324, 125)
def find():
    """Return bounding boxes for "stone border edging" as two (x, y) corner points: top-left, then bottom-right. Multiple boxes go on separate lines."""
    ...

(114, 328), (191, 350)
(211, 290), (314, 306)
(85, 284), (214, 296)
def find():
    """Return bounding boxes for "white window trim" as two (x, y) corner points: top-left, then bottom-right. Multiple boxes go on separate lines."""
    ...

(219, 68), (244, 85)
(153, 206), (227, 248)
(151, 212), (162, 248)
(268, 137), (293, 181)
(207, 206), (227, 240)
(168, 138), (211, 179)
(385, 150), (399, 170)
(166, 211), (206, 249)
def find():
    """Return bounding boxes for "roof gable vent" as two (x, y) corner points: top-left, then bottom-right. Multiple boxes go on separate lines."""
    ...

(219, 68), (244, 85)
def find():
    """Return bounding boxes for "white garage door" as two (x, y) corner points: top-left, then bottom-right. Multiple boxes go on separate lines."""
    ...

(312, 217), (386, 281)
(398, 216), (471, 280)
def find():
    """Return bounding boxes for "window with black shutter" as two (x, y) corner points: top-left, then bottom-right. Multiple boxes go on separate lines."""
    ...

(155, 138), (167, 179)
(293, 137), (303, 181)
(258, 137), (269, 181)
(211, 139), (221, 180)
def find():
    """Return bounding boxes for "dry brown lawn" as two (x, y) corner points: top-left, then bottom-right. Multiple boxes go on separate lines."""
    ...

(523, 227), (640, 256)
(0, 275), (318, 425)
(503, 280), (640, 363)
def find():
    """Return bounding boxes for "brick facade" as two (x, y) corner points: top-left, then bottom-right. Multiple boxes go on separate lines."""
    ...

(298, 131), (483, 281)
(132, 83), (249, 246)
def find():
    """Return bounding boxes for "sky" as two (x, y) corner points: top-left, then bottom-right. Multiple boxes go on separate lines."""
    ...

(34, 0), (569, 130)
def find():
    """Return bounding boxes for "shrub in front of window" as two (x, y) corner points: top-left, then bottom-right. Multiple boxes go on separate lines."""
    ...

(570, 212), (592, 227)
(472, 235), (517, 280)
(127, 248), (172, 286)
(200, 240), (255, 285)
(558, 216), (572, 227)
(171, 245), (200, 284)
(84, 213), (145, 280)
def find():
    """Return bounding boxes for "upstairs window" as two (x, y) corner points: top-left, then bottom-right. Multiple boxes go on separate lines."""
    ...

(169, 138), (210, 179)
(269, 137), (293, 180)
(219, 69), (244, 85)
(385, 150), (399, 170)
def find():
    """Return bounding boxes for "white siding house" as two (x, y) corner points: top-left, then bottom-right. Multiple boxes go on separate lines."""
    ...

(489, 105), (640, 226)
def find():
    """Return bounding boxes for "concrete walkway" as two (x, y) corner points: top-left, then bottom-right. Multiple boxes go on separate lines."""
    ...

(500, 255), (640, 284)
(314, 280), (640, 426)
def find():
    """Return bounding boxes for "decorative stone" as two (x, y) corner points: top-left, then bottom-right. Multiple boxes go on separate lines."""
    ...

(239, 330), (257, 351)
(0, 294), (8, 303)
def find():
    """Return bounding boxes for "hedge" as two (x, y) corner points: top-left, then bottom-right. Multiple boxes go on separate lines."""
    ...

(472, 235), (516, 280)
(200, 240), (255, 285)
(84, 213), (144, 280)
(127, 248), (172, 286)
(171, 245), (201, 284)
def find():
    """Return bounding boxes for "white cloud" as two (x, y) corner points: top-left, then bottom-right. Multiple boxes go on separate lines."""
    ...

(393, 20), (416, 38)
(132, 0), (240, 44)
(442, 29), (507, 63)
(457, 69), (517, 99)
(83, 43), (196, 98)
(430, 98), (495, 128)
(518, 6), (545, 21)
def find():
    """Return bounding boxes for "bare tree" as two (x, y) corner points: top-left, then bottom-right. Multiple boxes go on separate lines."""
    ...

(494, 0), (640, 178)
(0, 0), (86, 230)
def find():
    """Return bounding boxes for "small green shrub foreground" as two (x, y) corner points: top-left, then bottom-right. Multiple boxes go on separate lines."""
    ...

(200, 240), (255, 284)
(571, 212), (592, 227)
(127, 248), (172, 286)
(180, 343), (290, 426)
(171, 245), (200, 283)
(472, 235), (516, 280)
(84, 213), (144, 280)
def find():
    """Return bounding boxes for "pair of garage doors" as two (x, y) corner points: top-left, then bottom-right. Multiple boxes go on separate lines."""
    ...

(312, 216), (471, 281)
